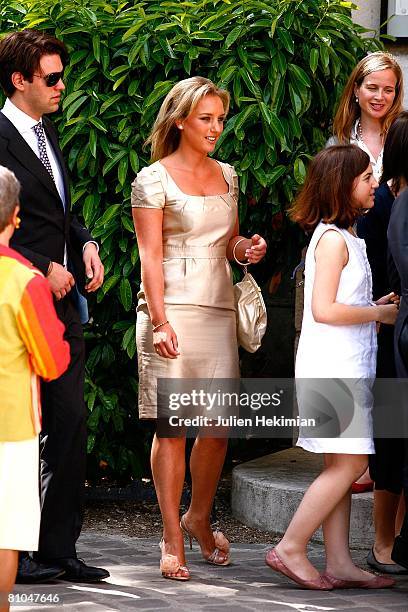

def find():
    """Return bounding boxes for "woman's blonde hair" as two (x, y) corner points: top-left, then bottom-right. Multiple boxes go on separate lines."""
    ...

(145, 76), (230, 161)
(333, 51), (403, 143)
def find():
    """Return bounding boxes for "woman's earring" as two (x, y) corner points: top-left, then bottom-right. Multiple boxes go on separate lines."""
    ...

(355, 96), (359, 103)
(15, 216), (21, 229)
(177, 124), (184, 130)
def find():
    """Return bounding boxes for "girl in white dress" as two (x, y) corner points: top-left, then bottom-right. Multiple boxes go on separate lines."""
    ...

(265, 145), (398, 590)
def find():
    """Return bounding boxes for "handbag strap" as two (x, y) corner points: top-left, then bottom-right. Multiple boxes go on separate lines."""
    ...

(233, 238), (249, 275)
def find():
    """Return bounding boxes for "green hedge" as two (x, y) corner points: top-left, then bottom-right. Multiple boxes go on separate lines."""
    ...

(0, 0), (381, 479)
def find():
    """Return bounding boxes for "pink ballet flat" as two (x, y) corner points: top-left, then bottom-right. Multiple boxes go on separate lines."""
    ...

(265, 548), (333, 590)
(322, 572), (395, 589)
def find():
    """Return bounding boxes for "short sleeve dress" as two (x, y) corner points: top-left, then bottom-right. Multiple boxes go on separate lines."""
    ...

(131, 160), (240, 418)
(296, 222), (377, 454)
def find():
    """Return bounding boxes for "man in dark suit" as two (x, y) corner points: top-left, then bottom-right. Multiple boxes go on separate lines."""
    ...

(0, 29), (108, 583)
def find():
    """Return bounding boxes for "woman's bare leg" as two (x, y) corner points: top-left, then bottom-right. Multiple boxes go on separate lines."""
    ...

(323, 455), (375, 579)
(275, 453), (367, 582)
(396, 493), (406, 535)
(151, 434), (189, 577)
(0, 549), (17, 612)
(372, 490), (402, 564)
(182, 435), (229, 562)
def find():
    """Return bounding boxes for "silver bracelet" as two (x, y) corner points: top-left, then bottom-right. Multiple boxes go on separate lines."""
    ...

(232, 237), (249, 266)
(152, 320), (169, 332)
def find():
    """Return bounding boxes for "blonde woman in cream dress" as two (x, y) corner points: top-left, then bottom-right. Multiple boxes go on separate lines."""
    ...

(131, 76), (266, 581)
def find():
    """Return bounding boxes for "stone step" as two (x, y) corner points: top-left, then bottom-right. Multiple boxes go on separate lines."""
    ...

(231, 447), (374, 548)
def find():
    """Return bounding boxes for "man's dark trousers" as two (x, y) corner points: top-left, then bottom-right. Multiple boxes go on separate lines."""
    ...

(38, 297), (87, 558)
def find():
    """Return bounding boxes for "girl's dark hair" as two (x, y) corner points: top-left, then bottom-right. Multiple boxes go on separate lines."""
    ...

(289, 145), (370, 232)
(0, 29), (68, 97)
(381, 111), (408, 194)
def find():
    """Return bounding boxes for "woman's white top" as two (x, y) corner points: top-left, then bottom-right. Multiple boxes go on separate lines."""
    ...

(350, 120), (383, 182)
(327, 119), (383, 182)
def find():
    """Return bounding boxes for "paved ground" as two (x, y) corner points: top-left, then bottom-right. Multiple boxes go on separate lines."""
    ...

(11, 530), (408, 611)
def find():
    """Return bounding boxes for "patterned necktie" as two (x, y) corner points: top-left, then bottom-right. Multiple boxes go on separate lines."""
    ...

(33, 122), (55, 182)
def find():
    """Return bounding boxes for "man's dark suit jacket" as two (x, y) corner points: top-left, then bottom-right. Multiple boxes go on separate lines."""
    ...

(0, 112), (92, 292)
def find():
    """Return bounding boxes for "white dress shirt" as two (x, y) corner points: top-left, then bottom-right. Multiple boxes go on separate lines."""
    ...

(2, 97), (67, 207)
(1, 98), (97, 265)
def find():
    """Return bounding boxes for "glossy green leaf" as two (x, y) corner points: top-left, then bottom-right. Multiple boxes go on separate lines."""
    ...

(319, 44), (330, 69)
(191, 30), (224, 40)
(119, 278), (133, 311)
(268, 111), (285, 143)
(122, 18), (155, 42)
(62, 89), (85, 111)
(251, 166), (268, 188)
(89, 129), (97, 158)
(288, 63), (311, 88)
(117, 156), (129, 186)
(122, 215), (135, 233)
(239, 68), (262, 99)
(100, 94), (123, 114)
(267, 164), (286, 186)
(294, 157), (307, 184)
(309, 48), (319, 73)
(102, 273), (121, 294)
(224, 26), (242, 49)
(142, 80), (174, 109)
(102, 149), (127, 175)
(277, 27), (294, 54)
(234, 104), (258, 133)
(113, 73), (128, 91)
(96, 203), (121, 225)
(289, 83), (302, 115)
(89, 116), (108, 133)
(158, 36), (176, 59)
(65, 95), (88, 121)
(183, 54), (192, 74)
(73, 67), (98, 89)
(122, 324), (136, 351)
(129, 150), (139, 174)
(92, 34), (100, 63)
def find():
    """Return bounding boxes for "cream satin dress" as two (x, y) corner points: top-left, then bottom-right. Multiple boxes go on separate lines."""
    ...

(131, 160), (240, 418)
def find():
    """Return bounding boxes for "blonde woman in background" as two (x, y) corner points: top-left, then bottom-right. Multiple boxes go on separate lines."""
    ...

(131, 77), (266, 581)
(328, 51), (403, 181)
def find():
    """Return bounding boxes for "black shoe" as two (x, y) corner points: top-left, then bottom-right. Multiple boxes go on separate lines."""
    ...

(391, 536), (408, 570)
(53, 557), (110, 583)
(16, 554), (66, 584)
(367, 547), (408, 575)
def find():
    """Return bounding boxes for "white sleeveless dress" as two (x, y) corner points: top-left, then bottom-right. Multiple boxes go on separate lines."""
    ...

(296, 222), (377, 454)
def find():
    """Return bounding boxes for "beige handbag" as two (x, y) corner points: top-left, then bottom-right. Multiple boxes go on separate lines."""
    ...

(233, 239), (267, 353)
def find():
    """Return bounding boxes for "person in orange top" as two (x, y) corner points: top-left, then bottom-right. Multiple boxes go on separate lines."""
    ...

(0, 165), (70, 612)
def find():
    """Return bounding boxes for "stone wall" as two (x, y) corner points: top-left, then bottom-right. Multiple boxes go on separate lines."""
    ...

(352, 0), (381, 34)
(352, 1), (408, 108)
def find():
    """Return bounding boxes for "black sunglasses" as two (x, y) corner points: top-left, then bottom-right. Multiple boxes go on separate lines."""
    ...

(32, 70), (64, 87)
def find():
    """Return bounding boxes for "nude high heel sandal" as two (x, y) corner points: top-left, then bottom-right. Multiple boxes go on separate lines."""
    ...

(180, 515), (231, 566)
(159, 539), (190, 581)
